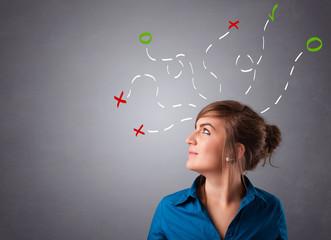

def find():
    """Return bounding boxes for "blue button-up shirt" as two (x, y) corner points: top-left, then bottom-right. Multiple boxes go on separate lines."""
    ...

(148, 175), (287, 240)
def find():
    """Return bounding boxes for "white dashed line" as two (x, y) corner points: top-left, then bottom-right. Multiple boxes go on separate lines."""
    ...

(158, 102), (165, 108)
(144, 74), (156, 82)
(148, 130), (159, 133)
(199, 93), (207, 100)
(256, 55), (262, 65)
(134, 17), (291, 132)
(210, 71), (218, 79)
(284, 82), (289, 91)
(192, 77), (197, 90)
(146, 48), (156, 61)
(138, 17), (283, 130)
(264, 19), (269, 32)
(174, 71), (182, 79)
(181, 118), (192, 122)
(247, 55), (254, 64)
(132, 75), (141, 84)
(189, 62), (194, 74)
(219, 31), (229, 40)
(236, 55), (240, 66)
(127, 89), (132, 98)
(206, 44), (212, 53)
(245, 86), (252, 95)
(244, 18), (270, 103)
(176, 54), (185, 57)
(241, 68), (253, 73)
(172, 104), (182, 108)
(275, 95), (282, 104)
(295, 52), (303, 62)
(290, 66), (295, 76)
(261, 107), (270, 114)
(267, 51), (304, 112)
(164, 124), (174, 131)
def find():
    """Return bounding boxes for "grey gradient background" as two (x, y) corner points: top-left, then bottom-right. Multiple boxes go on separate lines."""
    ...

(0, 0), (330, 239)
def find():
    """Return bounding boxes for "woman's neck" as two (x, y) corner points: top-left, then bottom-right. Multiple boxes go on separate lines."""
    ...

(200, 172), (245, 207)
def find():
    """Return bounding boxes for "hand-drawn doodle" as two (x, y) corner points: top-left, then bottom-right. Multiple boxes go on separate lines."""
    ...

(114, 91), (127, 108)
(114, 4), (322, 136)
(228, 21), (239, 30)
(134, 124), (145, 137)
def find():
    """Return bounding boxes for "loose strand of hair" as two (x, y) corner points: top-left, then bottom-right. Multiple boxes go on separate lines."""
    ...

(263, 148), (279, 168)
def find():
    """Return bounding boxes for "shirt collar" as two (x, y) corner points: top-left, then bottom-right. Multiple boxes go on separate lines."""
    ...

(174, 175), (201, 206)
(241, 175), (267, 208)
(175, 175), (267, 207)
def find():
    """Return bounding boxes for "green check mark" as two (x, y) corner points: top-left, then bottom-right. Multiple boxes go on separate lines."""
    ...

(269, 4), (278, 21)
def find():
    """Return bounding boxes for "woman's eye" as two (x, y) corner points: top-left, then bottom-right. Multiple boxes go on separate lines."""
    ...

(203, 128), (210, 135)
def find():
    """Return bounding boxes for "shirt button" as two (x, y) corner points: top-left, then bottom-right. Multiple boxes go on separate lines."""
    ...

(228, 232), (233, 237)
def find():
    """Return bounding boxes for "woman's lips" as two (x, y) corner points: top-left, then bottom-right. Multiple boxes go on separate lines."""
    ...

(189, 151), (198, 155)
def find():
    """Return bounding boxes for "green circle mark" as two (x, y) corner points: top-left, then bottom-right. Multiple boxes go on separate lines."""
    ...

(139, 32), (152, 44)
(307, 37), (322, 52)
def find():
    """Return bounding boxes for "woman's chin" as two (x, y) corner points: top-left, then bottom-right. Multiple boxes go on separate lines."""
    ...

(186, 160), (200, 172)
(186, 160), (193, 170)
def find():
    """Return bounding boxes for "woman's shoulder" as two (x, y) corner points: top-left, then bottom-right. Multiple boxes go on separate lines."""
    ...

(245, 175), (284, 208)
(254, 186), (284, 210)
(159, 188), (191, 206)
(158, 176), (201, 207)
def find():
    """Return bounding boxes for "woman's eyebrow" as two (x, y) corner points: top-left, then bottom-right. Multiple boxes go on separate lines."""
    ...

(195, 123), (216, 130)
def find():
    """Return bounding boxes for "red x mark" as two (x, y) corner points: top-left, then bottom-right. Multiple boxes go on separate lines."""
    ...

(114, 91), (127, 108)
(134, 124), (145, 137)
(229, 21), (239, 30)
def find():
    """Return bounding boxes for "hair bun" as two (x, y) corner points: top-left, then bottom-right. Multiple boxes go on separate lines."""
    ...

(265, 124), (282, 153)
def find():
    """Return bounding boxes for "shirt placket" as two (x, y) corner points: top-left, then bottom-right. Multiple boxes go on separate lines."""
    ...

(200, 194), (255, 240)
(222, 215), (238, 239)
(198, 199), (222, 240)
(224, 195), (256, 239)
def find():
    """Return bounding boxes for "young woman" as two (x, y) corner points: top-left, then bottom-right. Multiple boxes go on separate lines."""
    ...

(148, 100), (288, 240)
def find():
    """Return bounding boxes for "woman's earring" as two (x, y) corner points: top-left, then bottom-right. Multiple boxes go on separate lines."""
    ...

(226, 155), (236, 163)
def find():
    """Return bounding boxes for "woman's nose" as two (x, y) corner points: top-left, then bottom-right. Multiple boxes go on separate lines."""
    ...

(186, 132), (196, 145)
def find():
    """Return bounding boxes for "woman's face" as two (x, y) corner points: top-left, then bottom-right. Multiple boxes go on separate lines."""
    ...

(185, 116), (227, 174)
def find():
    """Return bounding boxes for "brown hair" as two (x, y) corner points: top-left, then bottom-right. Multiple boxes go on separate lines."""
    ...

(196, 100), (281, 194)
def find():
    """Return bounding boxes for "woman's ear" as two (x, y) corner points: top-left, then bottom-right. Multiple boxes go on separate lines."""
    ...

(235, 143), (245, 160)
